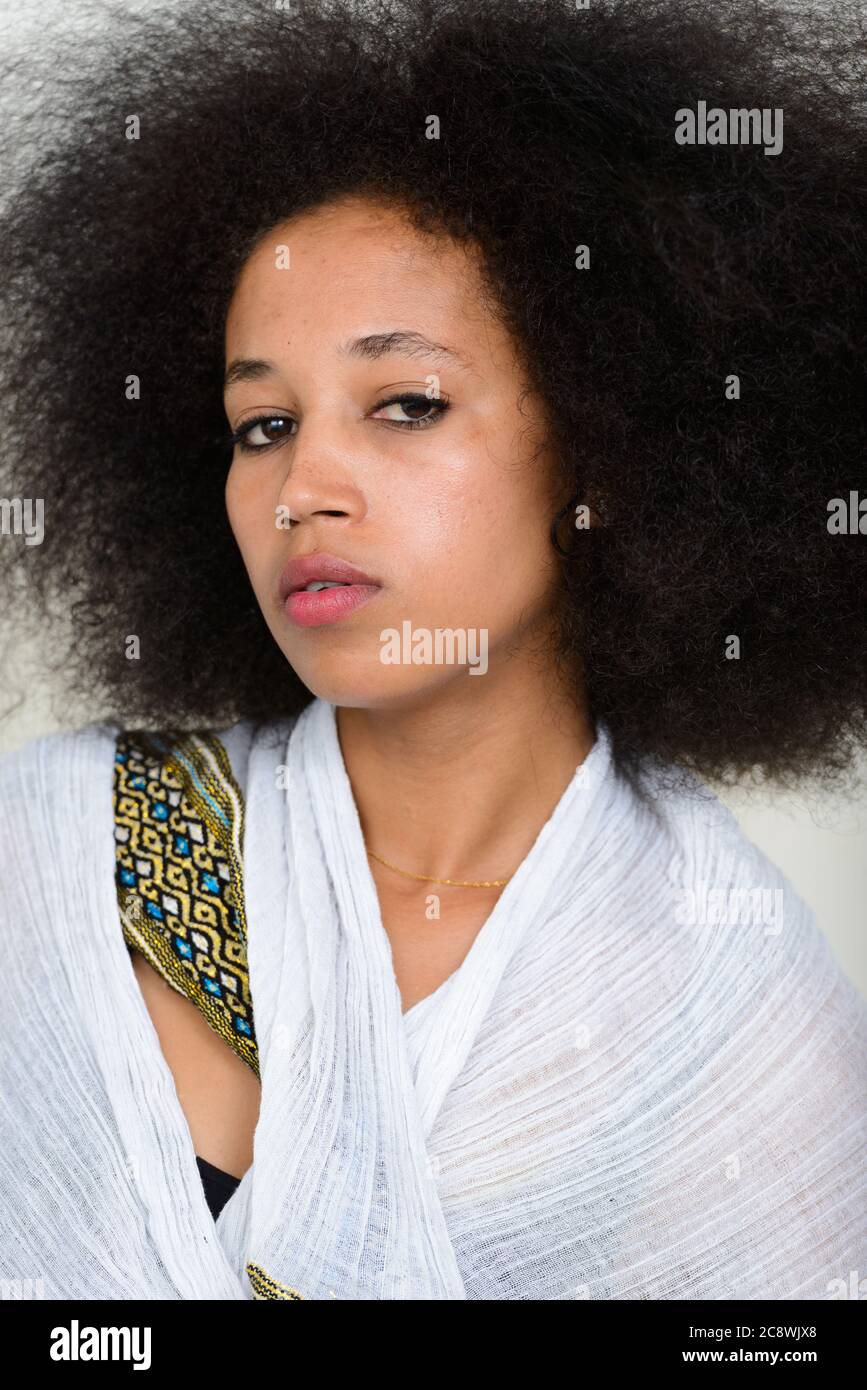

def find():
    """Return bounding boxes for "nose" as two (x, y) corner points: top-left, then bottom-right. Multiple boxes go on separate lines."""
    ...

(275, 419), (368, 528)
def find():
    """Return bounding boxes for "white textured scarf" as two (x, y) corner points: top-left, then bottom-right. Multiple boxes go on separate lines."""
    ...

(1, 696), (865, 1299)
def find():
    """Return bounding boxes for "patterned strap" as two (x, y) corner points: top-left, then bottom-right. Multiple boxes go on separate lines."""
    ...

(245, 1262), (306, 1300)
(113, 729), (258, 1078)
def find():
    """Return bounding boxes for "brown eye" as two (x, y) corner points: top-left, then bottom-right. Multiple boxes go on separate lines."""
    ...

(371, 392), (450, 430)
(235, 416), (295, 451)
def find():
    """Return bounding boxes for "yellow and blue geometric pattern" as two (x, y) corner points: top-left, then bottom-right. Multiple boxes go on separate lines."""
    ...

(113, 729), (258, 1077)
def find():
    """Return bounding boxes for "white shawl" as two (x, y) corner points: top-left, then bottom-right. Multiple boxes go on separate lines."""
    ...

(1, 696), (865, 1300)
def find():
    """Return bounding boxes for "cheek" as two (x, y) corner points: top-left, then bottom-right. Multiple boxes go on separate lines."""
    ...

(224, 459), (246, 533)
(224, 462), (276, 581)
(400, 455), (557, 621)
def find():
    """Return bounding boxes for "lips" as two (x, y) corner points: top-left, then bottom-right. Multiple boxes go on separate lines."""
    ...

(278, 552), (382, 629)
(278, 552), (380, 601)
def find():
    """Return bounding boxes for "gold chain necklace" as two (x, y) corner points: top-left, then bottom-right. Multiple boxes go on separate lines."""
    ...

(366, 847), (511, 889)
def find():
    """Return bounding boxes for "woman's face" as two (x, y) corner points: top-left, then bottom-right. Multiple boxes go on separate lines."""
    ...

(224, 195), (567, 708)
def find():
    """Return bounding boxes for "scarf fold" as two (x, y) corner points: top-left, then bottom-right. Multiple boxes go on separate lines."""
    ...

(1, 699), (866, 1300)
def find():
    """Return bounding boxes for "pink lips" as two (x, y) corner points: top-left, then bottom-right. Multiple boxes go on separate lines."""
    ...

(278, 552), (382, 629)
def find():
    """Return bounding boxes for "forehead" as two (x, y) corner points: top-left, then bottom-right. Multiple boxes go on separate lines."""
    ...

(224, 198), (494, 359)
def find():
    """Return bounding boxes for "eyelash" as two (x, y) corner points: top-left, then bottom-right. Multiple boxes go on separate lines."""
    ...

(225, 391), (450, 455)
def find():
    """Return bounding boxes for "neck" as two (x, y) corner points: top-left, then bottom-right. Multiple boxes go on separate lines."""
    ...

(335, 661), (595, 884)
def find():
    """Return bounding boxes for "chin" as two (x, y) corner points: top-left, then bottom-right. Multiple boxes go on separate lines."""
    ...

(288, 655), (481, 711)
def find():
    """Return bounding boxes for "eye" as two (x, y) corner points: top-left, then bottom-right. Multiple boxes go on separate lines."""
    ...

(226, 391), (450, 455)
(230, 415), (295, 453)
(370, 391), (450, 430)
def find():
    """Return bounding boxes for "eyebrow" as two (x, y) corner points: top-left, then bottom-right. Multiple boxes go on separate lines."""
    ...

(224, 330), (469, 390)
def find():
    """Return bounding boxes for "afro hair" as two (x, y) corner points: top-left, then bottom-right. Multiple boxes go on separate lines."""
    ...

(1, 0), (866, 794)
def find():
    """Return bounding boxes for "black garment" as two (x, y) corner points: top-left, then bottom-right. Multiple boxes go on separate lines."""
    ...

(196, 1154), (242, 1220)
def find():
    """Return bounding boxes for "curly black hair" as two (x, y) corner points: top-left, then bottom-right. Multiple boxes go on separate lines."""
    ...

(1, 0), (866, 793)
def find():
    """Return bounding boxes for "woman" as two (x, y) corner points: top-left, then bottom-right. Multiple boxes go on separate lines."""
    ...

(0, 0), (865, 1300)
